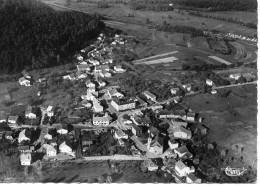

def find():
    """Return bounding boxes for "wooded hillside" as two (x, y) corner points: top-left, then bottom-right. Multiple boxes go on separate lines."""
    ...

(0, 0), (105, 74)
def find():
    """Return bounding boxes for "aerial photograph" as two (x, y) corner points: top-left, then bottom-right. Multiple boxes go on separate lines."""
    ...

(0, 0), (257, 184)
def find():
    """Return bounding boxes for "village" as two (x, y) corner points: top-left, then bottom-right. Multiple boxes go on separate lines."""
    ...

(0, 32), (256, 183)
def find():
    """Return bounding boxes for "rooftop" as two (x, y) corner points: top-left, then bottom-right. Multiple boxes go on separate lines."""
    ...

(112, 98), (135, 105)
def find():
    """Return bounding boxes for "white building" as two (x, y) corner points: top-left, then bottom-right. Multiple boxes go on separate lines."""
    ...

(186, 173), (202, 183)
(59, 142), (72, 153)
(143, 91), (156, 102)
(93, 114), (111, 126)
(20, 153), (31, 166)
(18, 129), (30, 143)
(114, 129), (128, 140)
(175, 161), (195, 177)
(206, 79), (213, 86)
(8, 115), (18, 124)
(19, 77), (31, 86)
(110, 99), (135, 111)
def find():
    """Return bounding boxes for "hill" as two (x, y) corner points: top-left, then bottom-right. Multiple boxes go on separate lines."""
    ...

(0, 0), (105, 74)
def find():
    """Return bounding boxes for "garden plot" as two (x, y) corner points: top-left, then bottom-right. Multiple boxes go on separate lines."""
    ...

(208, 56), (232, 65)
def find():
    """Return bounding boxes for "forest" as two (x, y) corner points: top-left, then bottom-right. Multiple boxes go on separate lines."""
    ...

(129, 0), (257, 12)
(0, 0), (105, 74)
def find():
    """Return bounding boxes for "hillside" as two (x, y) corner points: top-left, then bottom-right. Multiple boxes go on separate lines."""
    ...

(0, 0), (105, 74)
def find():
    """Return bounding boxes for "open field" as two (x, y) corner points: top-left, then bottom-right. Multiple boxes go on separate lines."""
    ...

(190, 37), (210, 49)
(183, 84), (257, 169)
(43, 0), (257, 37)
(208, 40), (228, 51)
(200, 11), (258, 25)
(133, 51), (178, 63)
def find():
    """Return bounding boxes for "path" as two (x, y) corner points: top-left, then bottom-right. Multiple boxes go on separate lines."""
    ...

(82, 155), (149, 161)
(213, 81), (257, 90)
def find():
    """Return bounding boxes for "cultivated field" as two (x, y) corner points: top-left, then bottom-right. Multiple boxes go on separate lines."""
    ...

(43, 0), (257, 37)
(135, 56), (178, 65)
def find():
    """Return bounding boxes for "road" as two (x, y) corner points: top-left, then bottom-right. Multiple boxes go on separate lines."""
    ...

(81, 155), (149, 161)
(213, 81), (257, 90)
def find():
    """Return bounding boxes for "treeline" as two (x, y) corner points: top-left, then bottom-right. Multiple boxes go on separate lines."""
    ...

(158, 25), (204, 38)
(189, 11), (257, 29)
(0, 0), (105, 74)
(174, 0), (257, 12)
(128, 0), (257, 12)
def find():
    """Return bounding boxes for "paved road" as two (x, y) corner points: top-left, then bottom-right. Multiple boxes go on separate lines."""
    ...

(213, 81), (257, 90)
(81, 155), (149, 161)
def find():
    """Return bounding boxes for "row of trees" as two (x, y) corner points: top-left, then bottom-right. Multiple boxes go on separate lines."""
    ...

(128, 0), (257, 12)
(189, 11), (257, 29)
(0, 0), (105, 74)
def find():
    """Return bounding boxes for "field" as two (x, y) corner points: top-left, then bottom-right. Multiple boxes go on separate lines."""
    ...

(208, 40), (228, 51)
(190, 37), (210, 49)
(44, 0), (257, 37)
(200, 11), (258, 25)
(183, 84), (257, 169)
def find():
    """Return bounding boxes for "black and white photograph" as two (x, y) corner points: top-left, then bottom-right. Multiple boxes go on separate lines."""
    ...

(0, 0), (258, 184)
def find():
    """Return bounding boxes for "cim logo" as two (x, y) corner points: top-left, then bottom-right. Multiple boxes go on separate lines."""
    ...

(222, 166), (247, 176)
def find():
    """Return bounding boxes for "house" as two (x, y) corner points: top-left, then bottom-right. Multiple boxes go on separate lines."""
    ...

(87, 87), (96, 95)
(114, 65), (126, 73)
(143, 91), (156, 102)
(103, 71), (112, 78)
(143, 160), (158, 171)
(59, 141), (72, 153)
(175, 161), (195, 177)
(183, 84), (192, 92)
(20, 153), (31, 166)
(7, 115), (18, 124)
(230, 73), (241, 80)
(18, 145), (30, 152)
(107, 89), (124, 98)
(190, 124), (208, 135)
(63, 73), (76, 81)
(44, 133), (52, 140)
(186, 173), (202, 183)
(187, 112), (196, 122)
(5, 131), (13, 140)
(93, 98), (103, 113)
(22, 70), (31, 79)
(93, 114), (111, 126)
(170, 120), (188, 129)
(174, 145), (193, 159)
(206, 79), (213, 86)
(38, 78), (47, 83)
(45, 144), (57, 157)
(57, 126), (68, 135)
(168, 138), (179, 149)
(171, 88), (180, 95)
(131, 125), (145, 137)
(76, 72), (88, 80)
(46, 106), (54, 117)
(135, 97), (147, 107)
(95, 65), (109, 73)
(211, 90), (217, 94)
(147, 135), (164, 155)
(19, 77), (31, 86)
(25, 106), (37, 119)
(18, 129), (30, 143)
(85, 80), (95, 88)
(76, 55), (83, 61)
(79, 61), (88, 65)
(169, 126), (192, 140)
(158, 111), (186, 119)
(114, 129), (128, 140)
(148, 127), (160, 138)
(77, 64), (90, 71)
(97, 80), (106, 87)
(110, 99), (135, 111)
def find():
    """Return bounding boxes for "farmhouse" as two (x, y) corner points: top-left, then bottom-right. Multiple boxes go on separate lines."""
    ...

(25, 106), (37, 119)
(77, 64), (90, 71)
(143, 91), (157, 102)
(175, 161), (195, 177)
(59, 142), (72, 153)
(20, 153), (31, 166)
(8, 115), (18, 124)
(186, 173), (202, 183)
(44, 144), (57, 157)
(19, 77), (31, 86)
(174, 145), (193, 159)
(143, 160), (159, 171)
(110, 99), (135, 111)
(168, 138), (179, 149)
(46, 106), (54, 117)
(187, 112), (196, 122)
(114, 65), (126, 73)
(169, 126), (192, 140)
(114, 129), (128, 140)
(229, 73), (242, 80)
